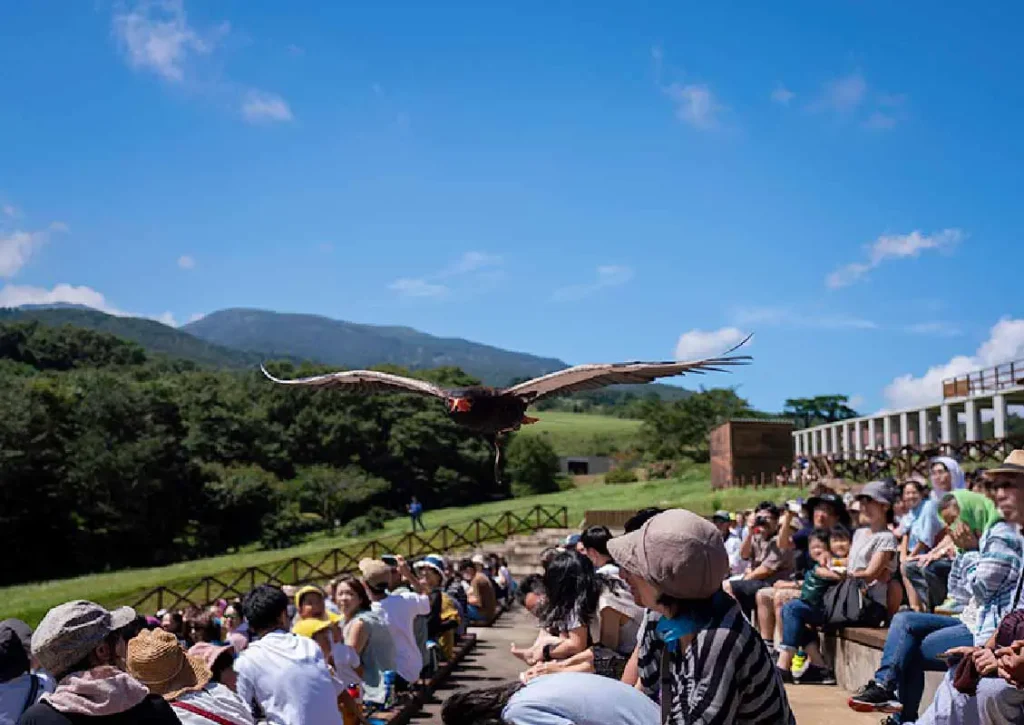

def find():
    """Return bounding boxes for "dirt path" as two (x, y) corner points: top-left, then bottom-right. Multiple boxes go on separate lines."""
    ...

(413, 608), (880, 724)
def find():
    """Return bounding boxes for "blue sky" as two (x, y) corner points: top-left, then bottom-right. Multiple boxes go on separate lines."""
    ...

(2, 1), (1023, 413)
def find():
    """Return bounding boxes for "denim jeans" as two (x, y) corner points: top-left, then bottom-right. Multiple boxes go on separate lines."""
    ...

(903, 558), (953, 610)
(875, 612), (972, 722)
(778, 598), (827, 651)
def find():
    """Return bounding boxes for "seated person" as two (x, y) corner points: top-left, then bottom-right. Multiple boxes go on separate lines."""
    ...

(459, 558), (498, 623)
(724, 502), (797, 619)
(898, 478), (948, 613)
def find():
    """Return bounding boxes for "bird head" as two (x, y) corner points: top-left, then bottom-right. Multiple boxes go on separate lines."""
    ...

(448, 397), (472, 413)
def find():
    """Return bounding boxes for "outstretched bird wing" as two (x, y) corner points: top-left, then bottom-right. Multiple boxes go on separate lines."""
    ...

(260, 365), (449, 399)
(504, 338), (752, 403)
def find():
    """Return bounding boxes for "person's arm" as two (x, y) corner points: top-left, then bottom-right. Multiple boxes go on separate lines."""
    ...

(621, 644), (640, 686)
(522, 648), (596, 682)
(852, 550), (895, 582)
(546, 625), (588, 660)
(899, 533), (909, 561)
(234, 660), (257, 721)
(395, 556), (427, 594)
(813, 565), (844, 582)
(468, 579), (482, 606)
(967, 527), (1023, 605)
(744, 565), (776, 581)
(344, 618), (369, 655)
(777, 512), (795, 551)
(739, 530), (755, 561)
(597, 607), (623, 652)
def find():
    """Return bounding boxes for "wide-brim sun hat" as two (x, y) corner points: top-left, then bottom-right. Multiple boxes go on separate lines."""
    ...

(127, 628), (211, 700)
(988, 450), (1024, 476)
(607, 509), (728, 600)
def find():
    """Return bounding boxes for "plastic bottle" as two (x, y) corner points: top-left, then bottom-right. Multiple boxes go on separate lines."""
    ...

(343, 685), (361, 725)
(381, 670), (396, 710)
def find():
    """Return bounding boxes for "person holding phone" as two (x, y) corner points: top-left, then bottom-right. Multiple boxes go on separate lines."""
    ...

(723, 502), (796, 620)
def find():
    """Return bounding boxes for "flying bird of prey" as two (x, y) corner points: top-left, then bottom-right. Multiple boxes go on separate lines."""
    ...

(261, 337), (752, 483)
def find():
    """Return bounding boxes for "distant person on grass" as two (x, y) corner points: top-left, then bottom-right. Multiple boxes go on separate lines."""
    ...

(407, 497), (426, 532)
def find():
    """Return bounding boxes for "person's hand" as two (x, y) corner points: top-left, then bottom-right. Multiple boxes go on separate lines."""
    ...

(905, 554), (922, 564)
(950, 522), (978, 551)
(998, 651), (1024, 687)
(941, 646), (977, 658)
(521, 661), (557, 683)
(510, 643), (542, 666)
(995, 640), (1024, 658)
(973, 647), (998, 676)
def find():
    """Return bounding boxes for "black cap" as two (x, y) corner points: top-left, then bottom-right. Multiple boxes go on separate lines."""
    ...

(0, 619), (31, 654)
(805, 492), (852, 527)
(0, 624), (30, 683)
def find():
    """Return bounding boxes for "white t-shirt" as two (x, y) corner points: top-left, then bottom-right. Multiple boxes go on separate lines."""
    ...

(503, 672), (659, 725)
(173, 683), (255, 725)
(374, 592), (430, 683)
(596, 563), (621, 579)
(234, 630), (343, 725)
(0, 673), (54, 725)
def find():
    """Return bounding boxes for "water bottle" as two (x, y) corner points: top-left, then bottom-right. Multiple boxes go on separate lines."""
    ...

(381, 670), (396, 710)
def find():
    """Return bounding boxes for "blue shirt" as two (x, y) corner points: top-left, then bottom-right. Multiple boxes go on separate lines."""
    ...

(902, 499), (943, 551)
(503, 672), (659, 725)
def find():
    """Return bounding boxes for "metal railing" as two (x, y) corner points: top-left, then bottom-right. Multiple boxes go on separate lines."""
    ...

(128, 505), (567, 614)
(943, 358), (1024, 399)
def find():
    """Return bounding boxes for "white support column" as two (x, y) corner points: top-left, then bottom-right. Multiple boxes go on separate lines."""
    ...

(919, 409), (931, 445)
(941, 404), (954, 443)
(994, 394), (1008, 439)
(883, 416), (893, 452)
(854, 420), (864, 459)
(868, 418), (878, 451)
(810, 429), (819, 456)
(965, 399), (980, 442)
(830, 425), (839, 454)
(794, 432), (802, 456)
(900, 412), (910, 446)
(842, 422), (852, 457)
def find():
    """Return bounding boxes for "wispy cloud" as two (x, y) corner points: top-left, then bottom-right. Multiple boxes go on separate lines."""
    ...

(177, 254), (196, 270)
(0, 283), (178, 326)
(388, 251), (503, 299)
(674, 327), (748, 361)
(827, 228), (964, 289)
(905, 321), (963, 337)
(733, 305), (878, 330)
(241, 90), (294, 124)
(802, 71), (907, 130)
(771, 85), (795, 106)
(0, 221), (69, 279)
(664, 83), (723, 130)
(2, 204), (19, 219)
(553, 265), (634, 302)
(808, 72), (867, 114)
(112, 0), (223, 83)
(111, 1), (292, 125)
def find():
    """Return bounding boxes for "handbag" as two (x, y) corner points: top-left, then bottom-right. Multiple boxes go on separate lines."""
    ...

(822, 578), (886, 629)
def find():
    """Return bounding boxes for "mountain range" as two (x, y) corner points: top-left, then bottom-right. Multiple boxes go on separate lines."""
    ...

(0, 305), (692, 397)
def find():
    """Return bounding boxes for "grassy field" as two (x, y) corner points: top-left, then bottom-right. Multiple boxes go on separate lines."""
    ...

(517, 410), (643, 455)
(0, 463), (805, 626)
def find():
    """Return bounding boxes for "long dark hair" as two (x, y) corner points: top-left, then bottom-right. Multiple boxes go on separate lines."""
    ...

(540, 549), (612, 631)
(336, 576), (372, 613)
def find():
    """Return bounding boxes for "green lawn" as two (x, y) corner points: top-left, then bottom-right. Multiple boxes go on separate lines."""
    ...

(517, 410), (643, 455)
(0, 464), (805, 626)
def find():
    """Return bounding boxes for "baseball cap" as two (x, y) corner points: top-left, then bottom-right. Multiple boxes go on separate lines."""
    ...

(607, 509), (729, 600)
(857, 480), (894, 505)
(711, 510), (733, 523)
(358, 558), (392, 590)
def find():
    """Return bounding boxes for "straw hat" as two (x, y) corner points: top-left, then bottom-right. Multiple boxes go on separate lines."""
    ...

(127, 628), (211, 700)
(990, 450), (1024, 476)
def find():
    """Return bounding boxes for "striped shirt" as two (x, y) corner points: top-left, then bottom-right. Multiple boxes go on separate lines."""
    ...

(639, 595), (794, 725)
(957, 520), (1024, 645)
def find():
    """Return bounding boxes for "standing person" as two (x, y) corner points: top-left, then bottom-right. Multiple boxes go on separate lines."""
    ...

(407, 497), (426, 533)
(335, 576), (396, 707)
(723, 502), (796, 618)
(126, 629), (253, 725)
(609, 509), (795, 724)
(359, 557), (430, 687)
(233, 585), (344, 725)
(20, 601), (179, 725)
(712, 511), (745, 577)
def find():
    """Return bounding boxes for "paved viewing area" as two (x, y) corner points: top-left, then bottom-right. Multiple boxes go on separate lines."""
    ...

(413, 608), (878, 725)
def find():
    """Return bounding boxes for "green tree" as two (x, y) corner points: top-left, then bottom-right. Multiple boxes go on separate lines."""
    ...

(638, 387), (754, 461)
(783, 395), (859, 429)
(506, 434), (561, 495)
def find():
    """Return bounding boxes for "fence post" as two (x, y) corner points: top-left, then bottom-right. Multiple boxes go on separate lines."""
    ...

(536, 506), (541, 530)
(157, 588), (164, 612)
(475, 519), (481, 544)
(441, 527), (448, 552)
(292, 559), (298, 584)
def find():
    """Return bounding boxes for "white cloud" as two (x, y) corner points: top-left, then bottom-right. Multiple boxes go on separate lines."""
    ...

(388, 278), (449, 298)
(177, 254), (196, 269)
(112, 0), (221, 83)
(241, 90), (294, 124)
(0, 221), (68, 279)
(849, 394), (866, 410)
(771, 85), (795, 105)
(388, 251), (503, 299)
(664, 83), (722, 130)
(187, 312), (206, 323)
(2, 204), (19, 219)
(883, 317), (1024, 409)
(864, 111), (898, 131)
(674, 327), (747, 361)
(827, 228), (964, 289)
(733, 305), (878, 330)
(553, 265), (634, 302)
(0, 282), (180, 326)
(809, 72), (867, 113)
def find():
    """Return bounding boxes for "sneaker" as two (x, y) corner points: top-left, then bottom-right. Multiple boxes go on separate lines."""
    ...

(880, 717), (902, 725)
(795, 663), (836, 685)
(775, 667), (794, 685)
(791, 653), (810, 679)
(848, 681), (902, 713)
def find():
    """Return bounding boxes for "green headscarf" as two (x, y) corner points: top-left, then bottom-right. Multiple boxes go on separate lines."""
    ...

(937, 489), (1002, 538)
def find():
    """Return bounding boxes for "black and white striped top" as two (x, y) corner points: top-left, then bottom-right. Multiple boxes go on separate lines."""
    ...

(638, 596), (794, 725)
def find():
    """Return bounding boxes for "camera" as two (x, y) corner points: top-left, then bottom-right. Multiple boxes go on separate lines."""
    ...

(381, 555), (399, 567)
(754, 515), (771, 528)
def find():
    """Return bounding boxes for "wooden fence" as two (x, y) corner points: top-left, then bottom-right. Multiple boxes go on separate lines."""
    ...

(130, 504), (568, 614)
(800, 435), (1024, 483)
